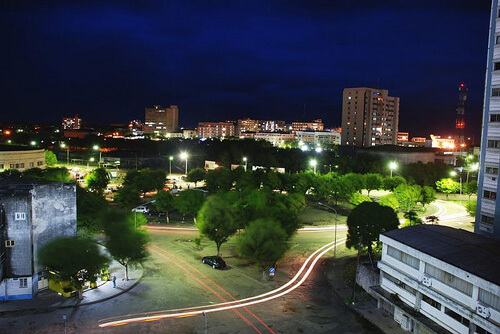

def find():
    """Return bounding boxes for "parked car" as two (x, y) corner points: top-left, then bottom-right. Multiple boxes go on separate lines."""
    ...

(202, 256), (226, 269)
(132, 206), (148, 213)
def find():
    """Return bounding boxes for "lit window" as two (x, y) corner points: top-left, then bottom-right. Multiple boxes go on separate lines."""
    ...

(484, 190), (496, 199)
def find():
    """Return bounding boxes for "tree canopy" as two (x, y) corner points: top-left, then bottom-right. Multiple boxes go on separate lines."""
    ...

(85, 167), (110, 194)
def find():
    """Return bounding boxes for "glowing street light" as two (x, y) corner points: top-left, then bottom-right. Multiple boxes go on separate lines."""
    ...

(450, 170), (462, 204)
(309, 159), (317, 173)
(30, 141), (37, 146)
(93, 145), (102, 168)
(389, 161), (398, 177)
(243, 157), (248, 172)
(60, 143), (69, 165)
(169, 156), (173, 176)
(180, 152), (189, 175)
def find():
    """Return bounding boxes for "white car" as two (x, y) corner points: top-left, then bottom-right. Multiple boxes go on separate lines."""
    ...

(132, 206), (148, 213)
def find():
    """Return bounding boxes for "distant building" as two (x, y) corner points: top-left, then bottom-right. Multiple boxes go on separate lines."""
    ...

(197, 121), (235, 139)
(127, 120), (143, 136)
(237, 118), (260, 136)
(61, 114), (81, 130)
(429, 134), (455, 150)
(0, 148), (45, 171)
(144, 105), (179, 135)
(292, 119), (324, 132)
(397, 132), (409, 143)
(341, 87), (400, 147)
(0, 177), (77, 300)
(357, 146), (455, 165)
(261, 120), (286, 132)
(296, 131), (340, 146)
(254, 132), (295, 147)
(182, 129), (197, 139)
(374, 225), (500, 334)
(476, 0), (500, 239)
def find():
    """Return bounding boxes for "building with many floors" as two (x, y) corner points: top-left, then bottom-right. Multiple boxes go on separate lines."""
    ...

(477, 0), (500, 238)
(341, 87), (400, 147)
(197, 121), (235, 139)
(375, 225), (500, 334)
(253, 132), (295, 147)
(144, 105), (179, 135)
(296, 131), (340, 146)
(61, 114), (82, 130)
(0, 148), (45, 172)
(291, 119), (324, 132)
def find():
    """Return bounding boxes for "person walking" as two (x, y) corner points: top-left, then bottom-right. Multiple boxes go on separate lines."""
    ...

(112, 275), (117, 288)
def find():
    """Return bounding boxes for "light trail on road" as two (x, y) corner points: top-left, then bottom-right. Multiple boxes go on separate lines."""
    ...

(98, 237), (346, 328)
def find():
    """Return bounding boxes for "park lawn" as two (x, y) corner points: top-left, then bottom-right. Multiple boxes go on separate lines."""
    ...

(298, 205), (349, 226)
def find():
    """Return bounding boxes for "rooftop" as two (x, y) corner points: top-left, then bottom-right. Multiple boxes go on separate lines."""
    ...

(383, 225), (500, 286)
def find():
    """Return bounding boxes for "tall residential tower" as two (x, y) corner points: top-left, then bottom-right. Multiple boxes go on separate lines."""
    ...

(476, 0), (500, 239)
(341, 87), (400, 147)
(144, 105), (179, 135)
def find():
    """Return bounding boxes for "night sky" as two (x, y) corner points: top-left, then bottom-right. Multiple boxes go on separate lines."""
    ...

(0, 1), (491, 138)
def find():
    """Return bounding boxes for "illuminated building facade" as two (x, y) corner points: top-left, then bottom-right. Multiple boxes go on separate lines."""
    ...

(197, 121), (235, 139)
(61, 114), (81, 130)
(144, 105), (179, 135)
(291, 120), (324, 132)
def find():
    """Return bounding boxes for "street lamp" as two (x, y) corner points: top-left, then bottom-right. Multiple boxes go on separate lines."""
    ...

(450, 170), (462, 204)
(309, 159), (317, 173)
(243, 157), (248, 172)
(30, 141), (37, 146)
(93, 145), (102, 168)
(389, 161), (398, 177)
(88, 157), (95, 169)
(60, 143), (69, 165)
(169, 156), (173, 176)
(317, 202), (338, 258)
(180, 152), (188, 175)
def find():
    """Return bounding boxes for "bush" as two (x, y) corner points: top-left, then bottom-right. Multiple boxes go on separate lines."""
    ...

(349, 193), (372, 206)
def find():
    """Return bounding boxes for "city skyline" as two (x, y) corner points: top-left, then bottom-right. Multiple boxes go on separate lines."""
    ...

(0, 1), (490, 137)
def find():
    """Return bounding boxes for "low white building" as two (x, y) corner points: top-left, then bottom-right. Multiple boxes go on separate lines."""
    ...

(296, 131), (341, 146)
(375, 225), (500, 334)
(253, 132), (295, 147)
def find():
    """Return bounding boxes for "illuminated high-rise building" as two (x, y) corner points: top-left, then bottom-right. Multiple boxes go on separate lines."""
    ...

(144, 105), (178, 135)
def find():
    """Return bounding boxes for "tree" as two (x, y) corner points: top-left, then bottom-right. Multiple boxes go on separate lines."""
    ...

(464, 181), (478, 200)
(85, 167), (110, 195)
(435, 178), (459, 200)
(342, 173), (365, 193)
(466, 201), (477, 217)
(101, 210), (150, 280)
(378, 194), (400, 211)
(262, 171), (282, 191)
(45, 150), (58, 166)
(349, 193), (372, 206)
(185, 168), (206, 187)
(123, 169), (166, 196)
(205, 167), (233, 193)
(196, 195), (239, 256)
(114, 185), (142, 209)
(23, 167), (72, 182)
(237, 219), (289, 271)
(154, 190), (175, 223)
(420, 186), (436, 207)
(383, 176), (406, 191)
(346, 202), (399, 255)
(393, 184), (422, 212)
(76, 186), (108, 233)
(402, 210), (423, 227)
(38, 236), (108, 299)
(364, 173), (383, 196)
(174, 190), (206, 222)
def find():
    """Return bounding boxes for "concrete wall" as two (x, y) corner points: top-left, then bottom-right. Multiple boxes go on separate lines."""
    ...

(356, 262), (380, 299)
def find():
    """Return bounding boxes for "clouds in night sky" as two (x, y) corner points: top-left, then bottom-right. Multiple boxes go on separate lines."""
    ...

(0, 0), (491, 137)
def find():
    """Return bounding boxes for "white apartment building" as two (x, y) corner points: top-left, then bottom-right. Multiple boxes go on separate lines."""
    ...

(296, 131), (341, 146)
(341, 87), (400, 147)
(253, 132), (295, 147)
(197, 121), (235, 139)
(375, 225), (500, 334)
(477, 0), (500, 239)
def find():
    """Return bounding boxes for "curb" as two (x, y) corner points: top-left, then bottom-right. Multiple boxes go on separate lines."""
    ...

(0, 266), (143, 316)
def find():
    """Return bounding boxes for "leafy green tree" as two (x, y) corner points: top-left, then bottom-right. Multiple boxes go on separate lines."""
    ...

(101, 210), (150, 280)
(123, 169), (166, 196)
(435, 178), (459, 200)
(393, 184), (422, 212)
(85, 168), (110, 195)
(331, 176), (353, 204)
(420, 186), (436, 208)
(205, 167), (233, 193)
(174, 189), (206, 222)
(402, 210), (422, 227)
(236, 219), (289, 270)
(76, 186), (108, 233)
(364, 173), (383, 196)
(378, 194), (400, 211)
(466, 201), (477, 217)
(23, 167), (72, 182)
(185, 168), (206, 187)
(45, 150), (58, 166)
(262, 171), (282, 191)
(196, 195), (239, 256)
(464, 181), (478, 200)
(39, 236), (108, 299)
(350, 193), (372, 206)
(114, 185), (142, 210)
(383, 176), (406, 191)
(154, 190), (175, 223)
(342, 173), (365, 194)
(346, 202), (399, 255)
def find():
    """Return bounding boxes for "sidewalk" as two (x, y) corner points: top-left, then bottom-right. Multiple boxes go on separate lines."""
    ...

(0, 261), (143, 315)
(325, 257), (407, 334)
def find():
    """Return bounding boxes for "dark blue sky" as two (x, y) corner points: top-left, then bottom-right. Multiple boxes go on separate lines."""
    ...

(0, 1), (491, 137)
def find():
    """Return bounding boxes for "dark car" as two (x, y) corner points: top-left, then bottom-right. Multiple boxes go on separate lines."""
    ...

(148, 210), (166, 217)
(202, 256), (226, 269)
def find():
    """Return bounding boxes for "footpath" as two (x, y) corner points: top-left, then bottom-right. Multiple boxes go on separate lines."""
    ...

(325, 257), (407, 334)
(0, 260), (142, 316)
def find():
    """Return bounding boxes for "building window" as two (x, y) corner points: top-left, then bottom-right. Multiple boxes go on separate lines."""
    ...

(422, 294), (441, 310)
(29, 162), (34, 168)
(487, 140), (500, 148)
(386, 245), (420, 269)
(15, 212), (26, 220)
(476, 326), (492, 334)
(5, 240), (14, 247)
(497, 35), (500, 44)
(491, 114), (500, 122)
(486, 166), (499, 174)
(424, 263), (473, 296)
(444, 307), (469, 327)
(492, 88), (500, 96)
(0, 164), (3, 169)
(383, 273), (416, 295)
(495, 62), (500, 71)
(19, 278), (28, 288)
(481, 215), (495, 225)
(483, 190), (497, 200)
(10, 164), (15, 169)
(479, 288), (500, 311)
(37, 161), (43, 166)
